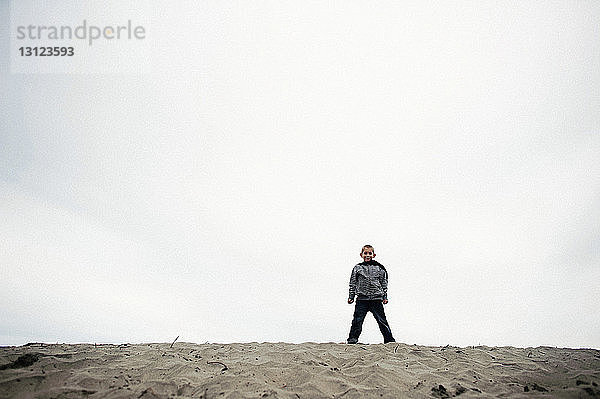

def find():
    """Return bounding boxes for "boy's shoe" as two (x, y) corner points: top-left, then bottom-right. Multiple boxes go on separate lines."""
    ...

(346, 338), (358, 344)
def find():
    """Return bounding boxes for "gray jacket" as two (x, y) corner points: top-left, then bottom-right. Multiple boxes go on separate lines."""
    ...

(348, 261), (388, 301)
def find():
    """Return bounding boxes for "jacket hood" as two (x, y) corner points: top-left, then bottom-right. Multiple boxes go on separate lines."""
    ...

(358, 260), (388, 277)
(359, 260), (383, 266)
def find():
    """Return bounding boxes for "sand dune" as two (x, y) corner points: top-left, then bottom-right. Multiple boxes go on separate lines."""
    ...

(1, 342), (599, 398)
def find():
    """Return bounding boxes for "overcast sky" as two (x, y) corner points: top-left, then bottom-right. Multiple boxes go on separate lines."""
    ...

(1, 1), (599, 349)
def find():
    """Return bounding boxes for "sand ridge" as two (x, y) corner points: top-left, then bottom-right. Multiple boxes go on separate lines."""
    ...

(1, 342), (599, 398)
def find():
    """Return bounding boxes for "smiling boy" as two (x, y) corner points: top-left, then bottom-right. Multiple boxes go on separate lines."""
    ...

(347, 245), (395, 344)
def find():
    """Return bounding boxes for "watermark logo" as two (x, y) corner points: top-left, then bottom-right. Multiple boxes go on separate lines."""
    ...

(16, 20), (146, 46)
(10, 0), (153, 74)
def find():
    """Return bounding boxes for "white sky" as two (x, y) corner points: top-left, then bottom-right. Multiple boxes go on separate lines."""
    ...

(1, 1), (599, 348)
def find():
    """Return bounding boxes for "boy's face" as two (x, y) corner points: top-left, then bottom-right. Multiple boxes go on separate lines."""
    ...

(360, 247), (375, 262)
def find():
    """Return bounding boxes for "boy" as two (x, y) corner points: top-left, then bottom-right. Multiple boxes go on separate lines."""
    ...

(347, 245), (395, 344)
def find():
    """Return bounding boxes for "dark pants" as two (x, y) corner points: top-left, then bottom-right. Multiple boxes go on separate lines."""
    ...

(348, 300), (395, 343)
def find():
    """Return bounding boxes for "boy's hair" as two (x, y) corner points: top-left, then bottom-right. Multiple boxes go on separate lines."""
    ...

(361, 244), (374, 253)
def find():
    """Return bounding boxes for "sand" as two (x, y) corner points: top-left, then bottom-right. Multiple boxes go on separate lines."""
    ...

(1, 342), (599, 398)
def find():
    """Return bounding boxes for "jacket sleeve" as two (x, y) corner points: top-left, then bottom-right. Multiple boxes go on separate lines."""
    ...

(380, 268), (388, 300)
(348, 266), (358, 300)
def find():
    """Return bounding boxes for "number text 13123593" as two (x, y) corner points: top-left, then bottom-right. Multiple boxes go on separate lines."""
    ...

(19, 47), (74, 56)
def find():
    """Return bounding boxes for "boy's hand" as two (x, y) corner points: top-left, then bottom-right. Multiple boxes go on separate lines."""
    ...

(348, 298), (354, 304)
(383, 299), (388, 304)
